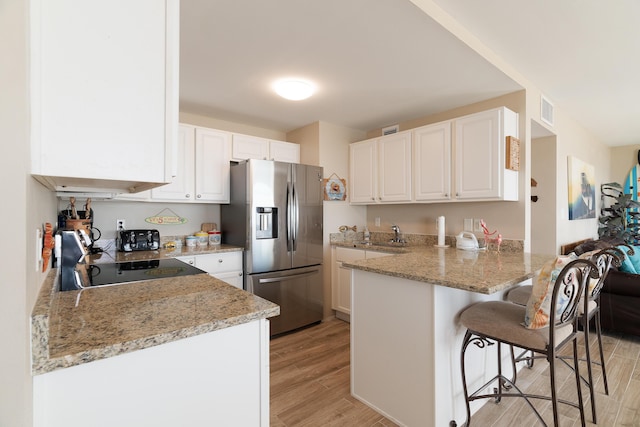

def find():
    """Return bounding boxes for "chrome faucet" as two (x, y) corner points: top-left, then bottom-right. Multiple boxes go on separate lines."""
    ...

(390, 225), (405, 243)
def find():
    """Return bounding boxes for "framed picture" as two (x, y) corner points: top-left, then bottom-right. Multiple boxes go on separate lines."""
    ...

(567, 156), (596, 220)
(323, 174), (347, 201)
(506, 136), (520, 171)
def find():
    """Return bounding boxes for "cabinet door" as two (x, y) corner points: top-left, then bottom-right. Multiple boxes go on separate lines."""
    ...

(454, 109), (502, 200)
(213, 271), (244, 290)
(151, 125), (195, 201)
(378, 132), (412, 202)
(232, 134), (269, 161)
(349, 139), (377, 204)
(335, 264), (353, 314)
(31, 0), (178, 188)
(413, 122), (452, 201)
(195, 128), (231, 202)
(269, 141), (300, 163)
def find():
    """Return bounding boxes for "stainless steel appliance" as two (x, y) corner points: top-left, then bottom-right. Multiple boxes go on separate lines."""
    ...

(221, 159), (324, 336)
(57, 229), (203, 291)
(117, 229), (161, 252)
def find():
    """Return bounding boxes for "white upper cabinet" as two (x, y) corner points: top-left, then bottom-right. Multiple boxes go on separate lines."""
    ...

(349, 131), (412, 204)
(349, 107), (518, 205)
(231, 134), (300, 163)
(268, 140), (301, 163)
(413, 122), (452, 202)
(152, 125), (231, 203)
(349, 139), (377, 203)
(194, 128), (232, 202)
(454, 107), (518, 201)
(30, 0), (179, 193)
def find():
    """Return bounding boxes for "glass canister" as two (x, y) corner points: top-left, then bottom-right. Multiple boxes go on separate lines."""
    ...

(208, 230), (221, 245)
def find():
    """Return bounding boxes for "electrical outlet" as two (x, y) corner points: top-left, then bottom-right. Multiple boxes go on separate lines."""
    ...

(116, 219), (126, 231)
(474, 219), (482, 232)
(464, 218), (473, 231)
(375, 217), (381, 227)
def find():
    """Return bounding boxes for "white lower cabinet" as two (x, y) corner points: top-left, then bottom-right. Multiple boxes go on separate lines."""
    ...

(33, 319), (270, 427)
(331, 247), (393, 319)
(176, 252), (243, 289)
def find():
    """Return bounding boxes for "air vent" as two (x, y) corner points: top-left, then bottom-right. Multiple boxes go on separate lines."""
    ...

(541, 95), (554, 126)
(382, 124), (399, 135)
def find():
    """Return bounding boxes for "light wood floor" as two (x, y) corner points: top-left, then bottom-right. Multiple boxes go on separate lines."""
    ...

(270, 318), (640, 427)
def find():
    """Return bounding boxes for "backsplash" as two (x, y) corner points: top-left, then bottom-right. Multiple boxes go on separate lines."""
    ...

(330, 231), (524, 253)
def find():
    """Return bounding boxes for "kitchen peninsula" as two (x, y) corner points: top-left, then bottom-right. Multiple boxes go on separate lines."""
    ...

(31, 246), (279, 427)
(343, 246), (553, 427)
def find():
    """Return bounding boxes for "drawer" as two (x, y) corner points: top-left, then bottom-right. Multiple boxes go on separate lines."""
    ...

(194, 252), (242, 274)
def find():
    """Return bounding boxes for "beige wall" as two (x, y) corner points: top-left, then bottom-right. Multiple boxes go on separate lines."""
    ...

(552, 109), (610, 247)
(611, 145), (640, 184)
(288, 121), (367, 320)
(531, 136), (557, 254)
(179, 111), (288, 141)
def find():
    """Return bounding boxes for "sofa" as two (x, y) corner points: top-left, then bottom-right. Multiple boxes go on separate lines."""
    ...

(567, 238), (640, 337)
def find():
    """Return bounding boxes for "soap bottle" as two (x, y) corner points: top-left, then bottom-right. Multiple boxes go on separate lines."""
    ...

(364, 226), (370, 242)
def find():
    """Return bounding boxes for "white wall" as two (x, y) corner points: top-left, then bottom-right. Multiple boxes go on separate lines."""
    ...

(1, 1), (58, 425)
(58, 200), (221, 248)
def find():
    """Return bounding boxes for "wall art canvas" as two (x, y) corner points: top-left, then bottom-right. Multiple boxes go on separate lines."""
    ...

(567, 156), (596, 220)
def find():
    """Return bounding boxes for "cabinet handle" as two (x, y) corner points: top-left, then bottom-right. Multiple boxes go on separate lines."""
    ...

(238, 272), (243, 276)
(185, 194), (191, 198)
(197, 194), (202, 199)
(218, 259), (223, 263)
(444, 193), (449, 197)
(188, 260), (194, 265)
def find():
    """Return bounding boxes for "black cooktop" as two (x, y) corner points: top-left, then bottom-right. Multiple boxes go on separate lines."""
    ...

(87, 258), (206, 287)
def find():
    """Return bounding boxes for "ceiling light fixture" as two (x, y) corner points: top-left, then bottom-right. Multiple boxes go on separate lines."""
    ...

(273, 78), (315, 101)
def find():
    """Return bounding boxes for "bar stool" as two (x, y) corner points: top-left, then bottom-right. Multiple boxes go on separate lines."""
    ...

(457, 258), (599, 427)
(506, 247), (626, 423)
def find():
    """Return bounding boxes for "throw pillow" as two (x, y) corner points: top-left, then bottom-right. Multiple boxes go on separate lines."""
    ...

(618, 245), (640, 274)
(524, 254), (578, 329)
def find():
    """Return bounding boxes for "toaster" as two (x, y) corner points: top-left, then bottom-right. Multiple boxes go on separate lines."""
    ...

(118, 229), (161, 252)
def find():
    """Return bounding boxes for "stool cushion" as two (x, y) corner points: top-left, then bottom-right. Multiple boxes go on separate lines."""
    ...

(507, 285), (532, 306)
(461, 301), (572, 352)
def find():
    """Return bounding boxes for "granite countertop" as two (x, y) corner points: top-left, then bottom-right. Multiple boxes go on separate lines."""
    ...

(341, 245), (554, 294)
(87, 244), (243, 264)
(31, 246), (279, 375)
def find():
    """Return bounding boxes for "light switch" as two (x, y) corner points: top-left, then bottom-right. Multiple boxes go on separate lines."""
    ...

(35, 228), (43, 272)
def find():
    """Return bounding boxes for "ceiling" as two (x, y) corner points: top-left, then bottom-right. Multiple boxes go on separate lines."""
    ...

(180, 0), (639, 146)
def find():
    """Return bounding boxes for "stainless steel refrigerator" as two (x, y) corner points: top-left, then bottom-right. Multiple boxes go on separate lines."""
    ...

(221, 159), (324, 336)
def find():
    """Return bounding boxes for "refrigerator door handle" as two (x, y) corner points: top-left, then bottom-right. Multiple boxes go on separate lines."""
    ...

(291, 182), (299, 251)
(286, 182), (293, 252)
(257, 270), (318, 284)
